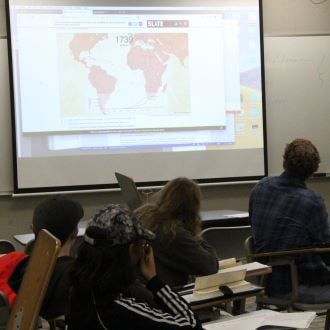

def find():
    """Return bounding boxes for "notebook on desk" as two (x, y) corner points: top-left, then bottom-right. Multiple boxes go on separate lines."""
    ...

(115, 172), (143, 211)
(182, 269), (263, 305)
(194, 269), (247, 295)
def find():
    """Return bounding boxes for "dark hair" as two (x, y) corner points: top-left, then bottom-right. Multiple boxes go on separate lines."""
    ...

(70, 226), (134, 303)
(137, 177), (201, 242)
(33, 194), (83, 244)
(283, 138), (320, 180)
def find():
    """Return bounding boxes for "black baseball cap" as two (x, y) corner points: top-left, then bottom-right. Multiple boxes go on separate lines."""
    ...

(33, 194), (84, 244)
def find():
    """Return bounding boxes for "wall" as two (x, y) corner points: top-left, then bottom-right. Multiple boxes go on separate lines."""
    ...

(0, 183), (256, 250)
(2, 179), (330, 251)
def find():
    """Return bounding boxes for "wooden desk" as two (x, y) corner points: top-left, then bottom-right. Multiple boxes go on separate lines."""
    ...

(251, 246), (330, 258)
(177, 264), (270, 312)
(245, 266), (272, 278)
(182, 283), (263, 311)
(201, 210), (249, 229)
(14, 223), (87, 245)
(14, 210), (248, 245)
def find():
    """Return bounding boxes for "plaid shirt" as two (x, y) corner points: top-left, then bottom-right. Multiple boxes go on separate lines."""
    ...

(249, 171), (330, 295)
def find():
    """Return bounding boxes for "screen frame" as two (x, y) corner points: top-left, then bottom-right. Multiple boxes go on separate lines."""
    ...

(6, 0), (268, 194)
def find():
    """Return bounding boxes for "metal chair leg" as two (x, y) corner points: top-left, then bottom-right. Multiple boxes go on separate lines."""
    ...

(324, 309), (330, 330)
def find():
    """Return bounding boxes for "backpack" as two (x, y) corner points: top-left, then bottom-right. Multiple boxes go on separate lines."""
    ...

(0, 252), (29, 308)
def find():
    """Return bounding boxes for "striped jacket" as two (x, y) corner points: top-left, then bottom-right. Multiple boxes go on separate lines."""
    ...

(66, 276), (203, 329)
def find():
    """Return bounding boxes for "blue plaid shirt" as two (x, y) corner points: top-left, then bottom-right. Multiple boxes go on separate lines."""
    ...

(249, 171), (330, 295)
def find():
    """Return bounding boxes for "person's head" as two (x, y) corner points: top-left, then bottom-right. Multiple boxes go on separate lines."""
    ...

(283, 138), (320, 181)
(71, 204), (155, 301)
(32, 194), (84, 246)
(138, 177), (201, 239)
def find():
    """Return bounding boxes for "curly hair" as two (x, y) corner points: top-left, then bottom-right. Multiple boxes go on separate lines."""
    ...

(136, 177), (202, 242)
(283, 138), (320, 180)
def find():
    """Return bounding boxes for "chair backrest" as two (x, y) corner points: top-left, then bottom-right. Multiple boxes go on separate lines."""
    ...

(244, 236), (254, 263)
(115, 172), (143, 210)
(0, 291), (9, 330)
(0, 241), (15, 254)
(201, 226), (252, 261)
(6, 229), (61, 330)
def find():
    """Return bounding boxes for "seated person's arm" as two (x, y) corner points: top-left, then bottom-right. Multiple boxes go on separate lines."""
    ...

(307, 196), (330, 264)
(165, 226), (219, 277)
(140, 246), (203, 329)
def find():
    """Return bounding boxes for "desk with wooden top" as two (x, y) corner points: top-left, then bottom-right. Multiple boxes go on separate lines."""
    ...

(251, 246), (330, 258)
(178, 264), (271, 311)
(200, 210), (249, 229)
(14, 222), (87, 245)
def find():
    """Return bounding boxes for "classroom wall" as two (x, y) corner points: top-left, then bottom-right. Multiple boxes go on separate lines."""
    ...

(1, 0), (330, 250)
(0, 183), (256, 250)
(1, 179), (330, 251)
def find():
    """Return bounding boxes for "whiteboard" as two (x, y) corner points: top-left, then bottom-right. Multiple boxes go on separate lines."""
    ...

(263, 0), (330, 36)
(264, 35), (330, 175)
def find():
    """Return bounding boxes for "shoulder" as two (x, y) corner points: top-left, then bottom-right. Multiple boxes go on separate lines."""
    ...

(299, 187), (325, 206)
(254, 175), (277, 187)
(172, 223), (192, 238)
(250, 176), (275, 194)
(51, 256), (74, 278)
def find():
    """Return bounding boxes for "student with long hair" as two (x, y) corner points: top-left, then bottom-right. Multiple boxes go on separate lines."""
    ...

(66, 204), (203, 330)
(136, 177), (218, 287)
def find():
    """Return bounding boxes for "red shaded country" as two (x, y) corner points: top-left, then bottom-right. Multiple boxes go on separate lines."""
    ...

(127, 33), (188, 95)
(127, 46), (167, 95)
(88, 66), (117, 113)
(132, 33), (188, 65)
(69, 33), (108, 64)
(89, 66), (117, 94)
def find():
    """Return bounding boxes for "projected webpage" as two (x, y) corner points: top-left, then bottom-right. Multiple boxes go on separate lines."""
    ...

(10, 5), (245, 154)
(8, 0), (265, 190)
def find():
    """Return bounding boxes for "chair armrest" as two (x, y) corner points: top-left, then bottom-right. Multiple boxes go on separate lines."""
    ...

(250, 246), (330, 259)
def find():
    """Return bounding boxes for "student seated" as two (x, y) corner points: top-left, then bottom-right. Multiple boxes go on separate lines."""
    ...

(136, 177), (219, 287)
(249, 138), (330, 302)
(9, 194), (84, 320)
(66, 204), (203, 330)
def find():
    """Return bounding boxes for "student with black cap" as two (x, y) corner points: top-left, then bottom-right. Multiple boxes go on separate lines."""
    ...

(66, 204), (203, 330)
(9, 194), (84, 320)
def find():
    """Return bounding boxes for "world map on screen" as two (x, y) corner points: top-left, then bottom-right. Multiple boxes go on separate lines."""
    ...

(59, 33), (190, 116)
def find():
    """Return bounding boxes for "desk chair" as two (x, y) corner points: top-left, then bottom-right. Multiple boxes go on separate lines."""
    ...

(0, 241), (15, 254)
(244, 236), (330, 330)
(6, 229), (61, 330)
(201, 226), (252, 261)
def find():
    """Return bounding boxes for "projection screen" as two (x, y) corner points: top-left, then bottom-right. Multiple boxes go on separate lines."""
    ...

(6, 0), (267, 193)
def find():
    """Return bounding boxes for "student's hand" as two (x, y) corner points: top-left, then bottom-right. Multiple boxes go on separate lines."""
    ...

(140, 244), (157, 281)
